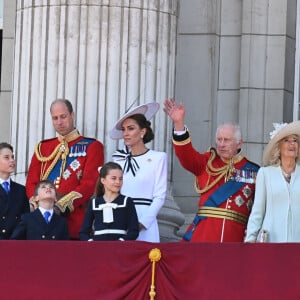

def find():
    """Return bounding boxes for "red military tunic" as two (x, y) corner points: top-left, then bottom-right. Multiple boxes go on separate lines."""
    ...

(173, 131), (259, 242)
(26, 130), (104, 239)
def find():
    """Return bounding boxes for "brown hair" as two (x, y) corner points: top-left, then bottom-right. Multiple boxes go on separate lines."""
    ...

(0, 142), (13, 153)
(34, 180), (57, 197)
(50, 99), (74, 114)
(95, 162), (123, 196)
(126, 114), (154, 144)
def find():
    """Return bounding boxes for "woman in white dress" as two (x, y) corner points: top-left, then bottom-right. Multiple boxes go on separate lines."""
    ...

(245, 121), (300, 242)
(109, 103), (167, 242)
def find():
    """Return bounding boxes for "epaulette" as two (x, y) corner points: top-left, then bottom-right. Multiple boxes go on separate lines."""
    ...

(37, 137), (58, 145)
(82, 137), (96, 141)
(76, 137), (97, 146)
(246, 159), (260, 169)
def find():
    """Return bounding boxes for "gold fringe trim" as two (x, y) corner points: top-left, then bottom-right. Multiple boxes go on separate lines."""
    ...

(149, 248), (162, 300)
(55, 191), (82, 213)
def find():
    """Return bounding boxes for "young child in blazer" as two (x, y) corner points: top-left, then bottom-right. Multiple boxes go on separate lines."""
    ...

(0, 142), (29, 239)
(80, 162), (139, 241)
(11, 180), (69, 240)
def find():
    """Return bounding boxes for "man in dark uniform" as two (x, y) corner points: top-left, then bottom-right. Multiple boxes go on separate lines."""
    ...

(164, 98), (259, 242)
(26, 99), (104, 239)
(0, 142), (29, 239)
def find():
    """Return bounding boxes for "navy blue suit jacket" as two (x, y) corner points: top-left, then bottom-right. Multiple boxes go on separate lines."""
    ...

(0, 180), (30, 239)
(10, 209), (70, 240)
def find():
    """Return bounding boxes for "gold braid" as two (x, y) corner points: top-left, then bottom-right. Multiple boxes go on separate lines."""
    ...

(35, 142), (61, 162)
(34, 130), (79, 183)
(194, 149), (236, 194)
(35, 140), (69, 180)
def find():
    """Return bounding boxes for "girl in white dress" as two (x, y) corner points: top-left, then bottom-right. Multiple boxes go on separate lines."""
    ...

(109, 103), (167, 242)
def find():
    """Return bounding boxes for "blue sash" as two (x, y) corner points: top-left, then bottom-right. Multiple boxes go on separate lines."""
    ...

(183, 161), (259, 241)
(47, 138), (94, 182)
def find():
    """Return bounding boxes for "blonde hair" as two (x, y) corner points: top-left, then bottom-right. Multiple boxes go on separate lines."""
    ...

(267, 136), (300, 166)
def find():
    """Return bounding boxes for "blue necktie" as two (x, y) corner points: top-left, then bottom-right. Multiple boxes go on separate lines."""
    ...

(2, 182), (9, 194)
(44, 211), (51, 224)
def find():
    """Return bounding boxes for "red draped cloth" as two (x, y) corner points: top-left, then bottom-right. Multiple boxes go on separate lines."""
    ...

(1, 241), (300, 299)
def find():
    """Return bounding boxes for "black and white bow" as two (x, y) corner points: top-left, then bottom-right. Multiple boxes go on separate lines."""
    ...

(112, 146), (140, 176)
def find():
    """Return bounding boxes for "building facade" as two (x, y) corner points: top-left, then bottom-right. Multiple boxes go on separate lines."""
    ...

(0, 0), (298, 239)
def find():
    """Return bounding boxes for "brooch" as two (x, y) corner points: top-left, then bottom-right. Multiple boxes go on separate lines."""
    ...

(63, 169), (71, 180)
(234, 195), (245, 207)
(70, 159), (80, 171)
(242, 185), (252, 198)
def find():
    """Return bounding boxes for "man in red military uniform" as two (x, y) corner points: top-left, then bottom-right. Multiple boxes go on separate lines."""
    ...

(164, 99), (259, 242)
(26, 99), (104, 239)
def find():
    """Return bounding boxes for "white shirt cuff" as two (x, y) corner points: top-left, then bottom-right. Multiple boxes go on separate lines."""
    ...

(173, 126), (188, 135)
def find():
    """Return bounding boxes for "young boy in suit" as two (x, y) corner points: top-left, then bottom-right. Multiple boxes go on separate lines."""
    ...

(0, 142), (30, 239)
(11, 180), (70, 240)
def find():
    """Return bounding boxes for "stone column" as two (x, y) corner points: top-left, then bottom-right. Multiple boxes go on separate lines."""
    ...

(158, 184), (185, 242)
(11, 0), (184, 241)
(239, 0), (296, 162)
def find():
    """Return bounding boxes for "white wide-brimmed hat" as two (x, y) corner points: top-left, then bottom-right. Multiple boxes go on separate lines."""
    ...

(109, 102), (160, 139)
(263, 121), (300, 165)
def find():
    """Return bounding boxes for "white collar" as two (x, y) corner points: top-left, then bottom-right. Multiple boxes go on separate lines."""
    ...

(0, 178), (10, 185)
(39, 207), (54, 216)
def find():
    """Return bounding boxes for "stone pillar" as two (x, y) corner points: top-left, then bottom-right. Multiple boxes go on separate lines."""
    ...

(238, 0), (296, 163)
(11, 0), (184, 241)
(0, 0), (17, 142)
(158, 185), (185, 242)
